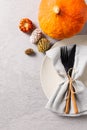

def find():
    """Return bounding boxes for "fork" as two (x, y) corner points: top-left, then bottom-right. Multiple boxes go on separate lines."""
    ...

(60, 46), (71, 114)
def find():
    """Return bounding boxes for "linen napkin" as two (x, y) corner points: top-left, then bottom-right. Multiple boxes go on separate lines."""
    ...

(46, 44), (87, 116)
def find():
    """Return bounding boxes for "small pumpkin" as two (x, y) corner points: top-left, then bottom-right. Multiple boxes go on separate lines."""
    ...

(30, 28), (42, 44)
(19, 18), (33, 33)
(38, 0), (87, 39)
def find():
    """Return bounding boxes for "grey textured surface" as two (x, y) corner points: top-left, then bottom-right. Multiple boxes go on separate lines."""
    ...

(0, 0), (87, 130)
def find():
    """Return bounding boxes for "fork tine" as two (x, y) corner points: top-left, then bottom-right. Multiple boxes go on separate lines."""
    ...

(60, 46), (69, 73)
(66, 46), (68, 63)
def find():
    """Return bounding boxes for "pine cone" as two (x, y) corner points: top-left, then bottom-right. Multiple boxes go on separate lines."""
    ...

(30, 28), (42, 44)
(37, 38), (51, 53)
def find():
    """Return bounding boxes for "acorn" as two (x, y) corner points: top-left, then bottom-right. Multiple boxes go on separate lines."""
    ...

(37, 38), (51, 53)
(25, 48), (34, 55)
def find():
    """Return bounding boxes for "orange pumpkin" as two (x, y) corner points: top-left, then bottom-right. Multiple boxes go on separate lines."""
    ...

(38, 0), (87, 39)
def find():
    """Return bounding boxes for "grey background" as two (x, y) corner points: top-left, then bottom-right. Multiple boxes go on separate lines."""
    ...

(0, 0), (87, 130)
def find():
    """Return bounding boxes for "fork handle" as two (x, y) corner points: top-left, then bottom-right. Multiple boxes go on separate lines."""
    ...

(71, 86), (78, 114)
(65, 87), (71, 114)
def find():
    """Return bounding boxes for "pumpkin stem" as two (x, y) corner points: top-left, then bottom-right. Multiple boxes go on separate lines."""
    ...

(53, 6), (60, 14)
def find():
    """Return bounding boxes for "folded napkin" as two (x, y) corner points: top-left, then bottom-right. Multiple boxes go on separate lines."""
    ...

(46, 44), (87, 117)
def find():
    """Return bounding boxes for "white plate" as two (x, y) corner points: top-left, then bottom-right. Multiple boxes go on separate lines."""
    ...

(85, 0), (87, 4)
(40, 35), (87, 99)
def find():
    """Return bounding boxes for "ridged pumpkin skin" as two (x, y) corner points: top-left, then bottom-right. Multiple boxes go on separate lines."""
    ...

(38, 0), (87, 39)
